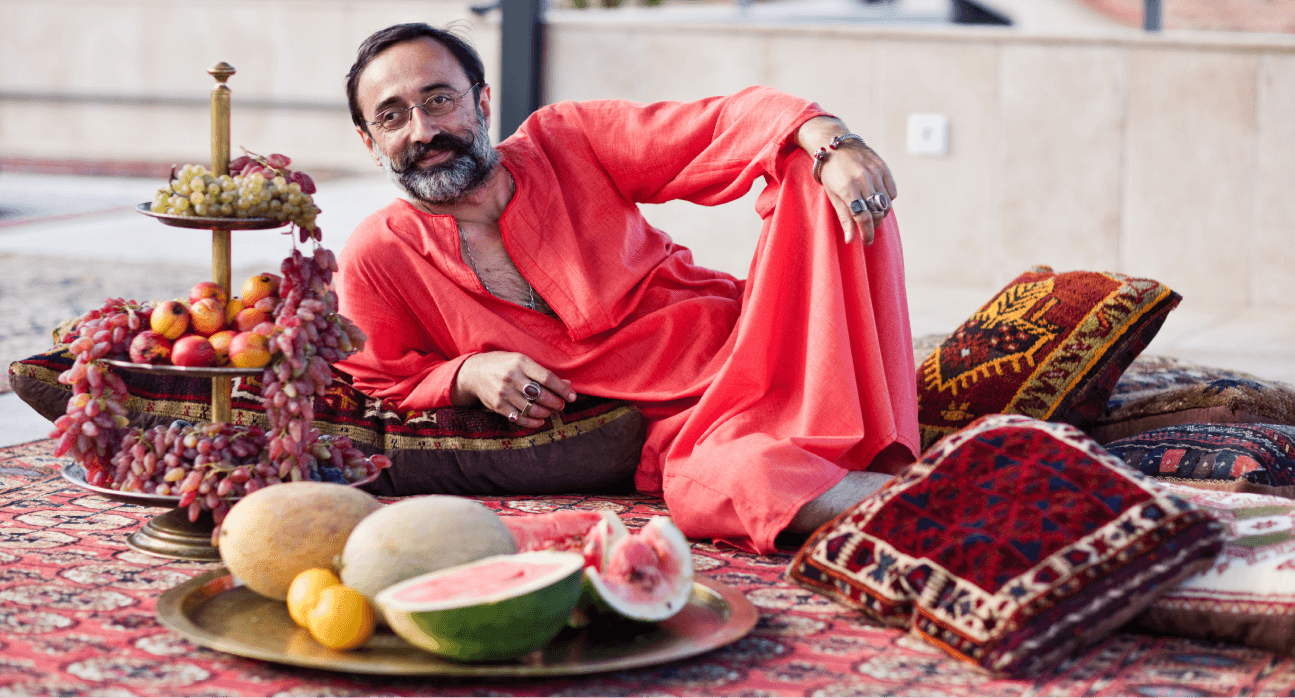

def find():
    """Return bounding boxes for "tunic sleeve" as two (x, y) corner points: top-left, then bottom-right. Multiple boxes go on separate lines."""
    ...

(512, 86), (830, 208)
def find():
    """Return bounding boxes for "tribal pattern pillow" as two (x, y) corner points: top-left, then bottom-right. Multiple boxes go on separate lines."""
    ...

(917, 266), (1181, 451)
(787, 414), (1226, 678)
(1104, 423), (1295, 499)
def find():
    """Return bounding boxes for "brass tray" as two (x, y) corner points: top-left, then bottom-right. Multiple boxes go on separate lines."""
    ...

(157, 567), (759, 677)
(102, 358), (262, 378)
(136, 202), (287, 230)
(61, 463), (380, 507)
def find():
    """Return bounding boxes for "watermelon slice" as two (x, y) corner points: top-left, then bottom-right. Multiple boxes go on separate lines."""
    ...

(501, 510), (694, 624)
(375, 550), (584, 662)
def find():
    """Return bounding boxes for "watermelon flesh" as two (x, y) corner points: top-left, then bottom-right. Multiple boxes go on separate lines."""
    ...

(599, 526), (685, 607)
(387, 559), (563, 604)
(503, 510), (628, 570)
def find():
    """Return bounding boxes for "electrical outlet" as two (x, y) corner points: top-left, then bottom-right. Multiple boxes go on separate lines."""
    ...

(907, 113), (949, 156)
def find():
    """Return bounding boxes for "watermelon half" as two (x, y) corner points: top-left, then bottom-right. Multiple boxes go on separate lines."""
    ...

(375, 550), (584, 662)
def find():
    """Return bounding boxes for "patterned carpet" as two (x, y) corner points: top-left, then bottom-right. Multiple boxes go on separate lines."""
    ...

(4, 439), (1295, 696)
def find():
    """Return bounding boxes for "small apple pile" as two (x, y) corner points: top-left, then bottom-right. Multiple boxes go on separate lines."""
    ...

(129, 276), (284, 369)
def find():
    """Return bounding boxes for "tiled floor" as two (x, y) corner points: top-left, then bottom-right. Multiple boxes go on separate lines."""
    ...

(2, 171), (1291, 448)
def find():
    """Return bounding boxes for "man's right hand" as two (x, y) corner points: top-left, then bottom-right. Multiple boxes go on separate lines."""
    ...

(451, 352), (577, 428)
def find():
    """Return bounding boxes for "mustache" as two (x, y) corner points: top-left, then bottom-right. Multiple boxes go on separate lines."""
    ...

(390, 132), (476, 173)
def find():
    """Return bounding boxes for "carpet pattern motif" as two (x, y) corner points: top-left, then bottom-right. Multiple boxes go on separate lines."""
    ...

(4, 439), (1295, 696)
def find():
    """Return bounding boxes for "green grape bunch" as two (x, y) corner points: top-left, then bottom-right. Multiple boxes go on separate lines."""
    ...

(150, 150), (323, 242)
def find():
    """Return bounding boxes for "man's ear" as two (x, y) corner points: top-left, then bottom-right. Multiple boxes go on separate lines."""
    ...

(478, 83), (492, 129)
(357, 127), (383, 168)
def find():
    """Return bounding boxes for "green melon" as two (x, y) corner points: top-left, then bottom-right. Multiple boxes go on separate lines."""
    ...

(376, 551), (585, 662)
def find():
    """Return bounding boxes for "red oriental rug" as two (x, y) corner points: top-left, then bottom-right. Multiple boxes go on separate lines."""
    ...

(3, 438), (1295, 696)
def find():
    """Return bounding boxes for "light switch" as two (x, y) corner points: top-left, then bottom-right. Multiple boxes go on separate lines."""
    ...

(907, 113), (949, 156)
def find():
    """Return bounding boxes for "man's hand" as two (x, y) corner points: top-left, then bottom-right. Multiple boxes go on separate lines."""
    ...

(452, 352), (577, 428)
(796, 116), (897, 245)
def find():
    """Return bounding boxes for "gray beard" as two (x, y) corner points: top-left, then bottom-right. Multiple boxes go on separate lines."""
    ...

(379, 111), (499, 206)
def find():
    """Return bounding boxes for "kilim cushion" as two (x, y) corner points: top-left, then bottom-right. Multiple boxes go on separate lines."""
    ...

(916, 266), (1181, 452)
(7, 346), (643, 496)
(1134, 482), (1295, 656)
(1090, 360), (1295, 444)
(1104, 423), (1295, 499)
(786, 414), (1226, 678)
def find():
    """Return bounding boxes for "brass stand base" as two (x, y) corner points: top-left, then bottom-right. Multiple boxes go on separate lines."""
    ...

(127, 507), (222, 562)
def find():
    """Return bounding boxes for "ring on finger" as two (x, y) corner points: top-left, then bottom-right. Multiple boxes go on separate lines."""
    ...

(865, 192), (890, 214)
(521, 399), (536, 418)
(522, 381), (543, 400)
(508, 409), (520, 422)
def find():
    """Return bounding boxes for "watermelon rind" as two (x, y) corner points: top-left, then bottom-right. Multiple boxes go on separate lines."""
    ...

(582, 516), (695, 623)
(376, 550), (584, 662)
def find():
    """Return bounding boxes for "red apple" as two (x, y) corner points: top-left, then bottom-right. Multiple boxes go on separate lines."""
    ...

(233, 307), (271, 333)
(208, 330), (236, 366)
(128, 331), (173, 364)
(241, 274), (281, 307)
(150, 300), (190, 340)
(172, 335), (216, 367)
(189, 298), (226, 336)
(189, 280), (228, 306)
(229, 331), (272, 368)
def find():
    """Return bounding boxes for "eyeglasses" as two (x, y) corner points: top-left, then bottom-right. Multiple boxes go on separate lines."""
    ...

(366, 83), (479, 132)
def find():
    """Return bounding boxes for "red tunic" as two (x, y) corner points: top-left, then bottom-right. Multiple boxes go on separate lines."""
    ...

(336, 87), (919, 553)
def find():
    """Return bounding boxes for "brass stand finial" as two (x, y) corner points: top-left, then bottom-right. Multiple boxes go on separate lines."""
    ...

(208, 62), (236, 83)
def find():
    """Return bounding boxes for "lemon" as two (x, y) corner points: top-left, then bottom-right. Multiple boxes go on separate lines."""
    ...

(306, 584), (376, 651)
(286, 568), (341, 628)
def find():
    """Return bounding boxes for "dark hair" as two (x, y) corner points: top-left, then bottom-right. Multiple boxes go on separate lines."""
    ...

(345, 22), (485, 135)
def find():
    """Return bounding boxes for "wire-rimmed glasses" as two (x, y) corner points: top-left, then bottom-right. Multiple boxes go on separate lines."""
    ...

(365, 83), (479, 132)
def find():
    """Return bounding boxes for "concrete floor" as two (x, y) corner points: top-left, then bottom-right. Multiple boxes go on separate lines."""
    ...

(2, 170), (1292, 448)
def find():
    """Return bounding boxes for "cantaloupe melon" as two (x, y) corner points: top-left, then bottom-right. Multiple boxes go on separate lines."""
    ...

(218, 482), (382, 600)
(338, 495), (516, 608)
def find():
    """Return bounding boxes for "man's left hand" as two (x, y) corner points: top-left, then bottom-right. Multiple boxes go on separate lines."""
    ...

(796, 116), (898, 245)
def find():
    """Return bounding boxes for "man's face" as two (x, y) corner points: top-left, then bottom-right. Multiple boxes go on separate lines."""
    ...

(355, 38), (497, 205)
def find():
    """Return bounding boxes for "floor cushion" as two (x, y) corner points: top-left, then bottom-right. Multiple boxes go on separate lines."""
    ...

(1090, 356), (1295, 444)
(7, 345), (644, 496)
(1104, 423), (1295, 499)
(916, 266), (1181, 452)
(1135, 482), (1295, 656)
(786, 414), (1226, 678)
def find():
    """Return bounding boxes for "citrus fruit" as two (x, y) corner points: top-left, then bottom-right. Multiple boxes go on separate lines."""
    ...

(286, 568), (341, 628)
(306, 584), (375, 651)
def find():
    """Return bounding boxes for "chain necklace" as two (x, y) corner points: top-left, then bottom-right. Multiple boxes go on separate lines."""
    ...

(460, 225), (536, 311)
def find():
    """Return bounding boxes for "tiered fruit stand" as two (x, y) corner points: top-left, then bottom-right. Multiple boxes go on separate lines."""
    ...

(60, 63), (343, 562)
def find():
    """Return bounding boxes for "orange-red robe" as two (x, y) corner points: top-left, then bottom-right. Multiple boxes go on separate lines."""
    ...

(336, 87), (919, 553)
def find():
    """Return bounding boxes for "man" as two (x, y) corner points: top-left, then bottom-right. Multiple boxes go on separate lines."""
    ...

(337, 22), (919, 553)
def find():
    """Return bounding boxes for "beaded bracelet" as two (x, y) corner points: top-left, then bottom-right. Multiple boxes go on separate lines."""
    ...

(812, 133), (867, 184)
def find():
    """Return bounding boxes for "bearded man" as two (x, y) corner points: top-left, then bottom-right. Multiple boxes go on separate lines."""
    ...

(336, 22), (919, 554)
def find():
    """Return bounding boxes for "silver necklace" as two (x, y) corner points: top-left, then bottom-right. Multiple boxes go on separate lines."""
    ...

(460, 225), (536, 310)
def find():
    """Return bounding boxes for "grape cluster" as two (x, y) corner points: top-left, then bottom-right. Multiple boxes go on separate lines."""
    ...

(259, 247), (371, 484)
(50, 299), (150, 486)
(148, 150), (322, 241)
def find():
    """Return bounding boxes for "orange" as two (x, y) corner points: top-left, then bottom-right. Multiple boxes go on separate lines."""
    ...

(306, 584), (375, 651)
(286, 568), (341, 629)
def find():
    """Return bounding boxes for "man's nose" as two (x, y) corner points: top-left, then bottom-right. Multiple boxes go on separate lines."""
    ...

(405, 104), (442, 143)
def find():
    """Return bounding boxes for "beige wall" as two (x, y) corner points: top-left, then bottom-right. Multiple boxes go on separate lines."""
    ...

(0, 0), (499, 172)
(3, 2), (1293, 312)
(547, 17), (1295, 312)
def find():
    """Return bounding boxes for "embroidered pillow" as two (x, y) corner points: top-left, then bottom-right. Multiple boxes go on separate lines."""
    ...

(786, 414), (1225, 678)
(1104, 423), (1295, 499)
(916, 266), (1181, 451)
(1134, 483), (1295, 656)
(8, 346), (643, 495)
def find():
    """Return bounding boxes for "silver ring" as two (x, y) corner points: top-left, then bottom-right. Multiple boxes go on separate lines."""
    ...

(865, 192), (890, 214)
(522, 381), (542, 400)
(849, 198), (867, 216)
(508, 410), (520, 422)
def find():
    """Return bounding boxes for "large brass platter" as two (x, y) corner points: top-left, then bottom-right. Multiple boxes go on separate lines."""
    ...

(101, 359), (262, 378)
(136, 203), (287, 230)
(61, 463), (381, 507)
(156, 568), (759, 676)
